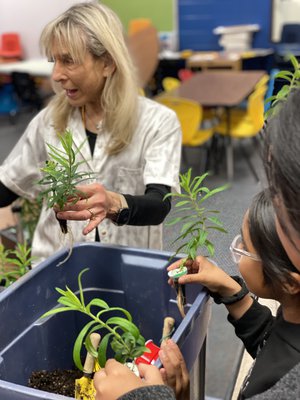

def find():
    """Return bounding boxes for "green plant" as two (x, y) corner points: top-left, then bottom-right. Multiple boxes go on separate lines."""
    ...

(11, 197), (42, 244)
(38, 129), (94, 234)
(19, 198), (42, 243)
(165, 169), (228, 266)
(0, 242), (35, 287)
(164, 169), (228, 317)
(265, 54), (300, 119)
(41, 268), (148, 370)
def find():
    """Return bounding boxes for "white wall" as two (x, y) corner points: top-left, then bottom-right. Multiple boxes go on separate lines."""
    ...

(0, 0), (89, 59)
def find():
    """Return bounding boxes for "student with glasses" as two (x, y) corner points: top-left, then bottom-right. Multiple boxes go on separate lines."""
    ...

(93, 189), (300, 400)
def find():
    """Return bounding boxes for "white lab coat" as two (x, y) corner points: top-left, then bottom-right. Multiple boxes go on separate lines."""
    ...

(0, 96), (181, 265)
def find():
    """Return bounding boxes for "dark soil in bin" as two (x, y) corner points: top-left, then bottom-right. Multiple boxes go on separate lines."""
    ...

(28, 369), (82, 397)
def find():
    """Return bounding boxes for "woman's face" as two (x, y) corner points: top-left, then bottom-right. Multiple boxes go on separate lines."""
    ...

(50, 41), (110, 109)
(238, 211), (275, 298)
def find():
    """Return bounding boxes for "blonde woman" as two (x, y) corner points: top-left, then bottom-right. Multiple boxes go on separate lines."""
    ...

(0, 2), (181, 264)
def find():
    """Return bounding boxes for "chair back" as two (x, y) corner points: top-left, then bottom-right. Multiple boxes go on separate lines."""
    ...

(0, 33), (22, 59)
(254, 74), (269, 90)
(11, 72), (43, 110)
(178, 69), (194, 81)
(162, 77), (180, 92)
(264, 68), (280, 112)
(128, 25), (159, 88)
(248, 85), (267, 132)
(280, 23), (300, 43)
(157, 96), (202, 145)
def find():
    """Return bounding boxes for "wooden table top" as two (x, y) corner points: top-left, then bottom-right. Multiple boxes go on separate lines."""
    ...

(158, 70), (266, 107)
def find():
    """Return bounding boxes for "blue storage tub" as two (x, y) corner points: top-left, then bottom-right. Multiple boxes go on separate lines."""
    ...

(0, 243), (210, 399)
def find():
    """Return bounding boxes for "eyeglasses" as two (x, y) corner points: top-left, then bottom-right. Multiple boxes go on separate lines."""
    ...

(230, 234), (261, 264)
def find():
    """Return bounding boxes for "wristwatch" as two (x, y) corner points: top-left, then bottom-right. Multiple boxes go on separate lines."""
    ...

(109, 207), (130, 226)
(208, 276), (249, 305)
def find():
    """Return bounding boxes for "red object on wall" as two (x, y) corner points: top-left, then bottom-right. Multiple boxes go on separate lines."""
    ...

(135, 340), (160, 365)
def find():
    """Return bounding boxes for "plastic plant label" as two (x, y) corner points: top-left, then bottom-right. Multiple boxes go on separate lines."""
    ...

(168, 266), (188, 280)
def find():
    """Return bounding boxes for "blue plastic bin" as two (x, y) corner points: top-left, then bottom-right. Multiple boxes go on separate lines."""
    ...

(0, 243), (210, 399)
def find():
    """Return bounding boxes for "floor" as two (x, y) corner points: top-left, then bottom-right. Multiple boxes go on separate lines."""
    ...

(0, 110), (266, 400)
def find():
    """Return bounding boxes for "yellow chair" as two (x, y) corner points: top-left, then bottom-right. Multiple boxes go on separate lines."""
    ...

(254, 73), (269, 90)
(157, 96), (214, 171)
(162, 77), (180, 92)
(214, 85), (267, 180)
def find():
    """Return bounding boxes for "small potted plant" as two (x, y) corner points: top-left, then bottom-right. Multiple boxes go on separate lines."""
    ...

(164, 169), (228, 316)
(41, 268), (149, 372)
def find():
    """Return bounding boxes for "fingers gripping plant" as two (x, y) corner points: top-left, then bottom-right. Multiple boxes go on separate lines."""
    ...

(165, 169), (228, 317)
(41, 268), (148, 370)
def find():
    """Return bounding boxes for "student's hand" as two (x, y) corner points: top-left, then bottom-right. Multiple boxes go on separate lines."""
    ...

(167, 256), (241, 297)
(159, 339), (190, 400)
(94, 359), (164, 400)
(55, 183), (118, 235)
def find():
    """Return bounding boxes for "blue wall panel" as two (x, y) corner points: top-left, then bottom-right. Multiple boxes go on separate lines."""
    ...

(178, 0), (273, 51)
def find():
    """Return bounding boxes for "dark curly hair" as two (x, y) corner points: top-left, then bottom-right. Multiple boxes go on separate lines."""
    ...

(248, 189), (298, 292)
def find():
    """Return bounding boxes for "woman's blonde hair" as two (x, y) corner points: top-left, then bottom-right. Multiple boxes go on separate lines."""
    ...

(40, 1), (139, 154)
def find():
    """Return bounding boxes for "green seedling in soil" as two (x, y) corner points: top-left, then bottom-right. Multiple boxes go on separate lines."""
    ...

(41, 268), (149, 370)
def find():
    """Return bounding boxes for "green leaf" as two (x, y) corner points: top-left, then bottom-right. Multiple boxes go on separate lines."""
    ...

(86, 298), (109, 313)
(73, 320), (98, 370)
(98, 333), (112, 368)
(290, 54), (299, 71)
(41, 306), (76, 318)
(205, 240), (215, 257)
(106, 317), (140, 339)
(175, 200), (191, 207)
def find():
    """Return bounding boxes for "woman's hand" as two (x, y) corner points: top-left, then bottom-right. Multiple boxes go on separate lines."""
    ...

(55, 183), (119, 235)
(167, 256), (241, 297)
(94, 359), (164, 400)
(159, 339), (190, 400)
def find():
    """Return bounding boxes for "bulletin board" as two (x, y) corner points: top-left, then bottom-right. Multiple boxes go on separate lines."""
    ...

(101, 0), (175, 31)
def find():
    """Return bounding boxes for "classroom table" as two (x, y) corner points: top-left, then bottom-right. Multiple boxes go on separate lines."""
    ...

(0, 59), (53, 77)
(156, 69), (265, 180)
(186, 49), (273, 71)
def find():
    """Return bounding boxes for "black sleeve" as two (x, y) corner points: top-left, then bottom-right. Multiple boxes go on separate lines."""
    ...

(118, 385), (176, 400)
(123, 183), (171, 225)
(0, 182), (19, 207)
(227, 298), (274, 358)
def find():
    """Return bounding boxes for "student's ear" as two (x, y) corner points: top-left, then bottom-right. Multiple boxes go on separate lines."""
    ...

(282, 272), (300, 295)
(102, 53), (116, 77)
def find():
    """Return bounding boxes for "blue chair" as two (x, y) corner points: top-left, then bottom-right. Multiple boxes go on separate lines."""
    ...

(0, 83), (18, 122)
(280, 24), (300, 44)
(264, 68), (280, 112)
